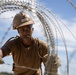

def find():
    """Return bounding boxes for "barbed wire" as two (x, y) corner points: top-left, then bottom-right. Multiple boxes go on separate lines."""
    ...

(0, 0), (76, 75)
(36, 2), (70, 75)
(67, 0), (76, 9)
(0, 25), (11, 46)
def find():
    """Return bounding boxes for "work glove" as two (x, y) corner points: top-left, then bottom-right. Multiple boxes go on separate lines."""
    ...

(54, 54), (61, 67)
(44, 54), (61, 75)
(0, 57), (4, 64)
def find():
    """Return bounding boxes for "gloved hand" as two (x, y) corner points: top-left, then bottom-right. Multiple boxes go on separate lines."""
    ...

(44, 54), (61, 67)
(54, 54), (61, 67)
(0, 57), (4, 64)
(44, 54), (61, 75)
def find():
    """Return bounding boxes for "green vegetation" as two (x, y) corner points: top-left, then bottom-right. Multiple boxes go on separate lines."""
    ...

(0, 72), (13, 75)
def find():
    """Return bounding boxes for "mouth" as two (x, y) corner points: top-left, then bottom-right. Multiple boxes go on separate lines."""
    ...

(26, 35), (30, 38)
(23, 35), (30, 38)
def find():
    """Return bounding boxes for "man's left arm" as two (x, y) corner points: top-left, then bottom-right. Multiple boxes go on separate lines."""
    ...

(39, 41), (61, 75)
(43, 54), (61, 75)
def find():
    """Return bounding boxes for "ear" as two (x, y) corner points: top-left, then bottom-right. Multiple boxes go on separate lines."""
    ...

(31, 28), (34, 33)
(32, 28), (34, 31)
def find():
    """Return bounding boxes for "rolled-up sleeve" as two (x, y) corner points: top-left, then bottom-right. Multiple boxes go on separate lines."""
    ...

(41, 43), (48, 64)
(38, 40), (48, 64)
(1, 46), (11, 57)
(1, 39), (16, 57)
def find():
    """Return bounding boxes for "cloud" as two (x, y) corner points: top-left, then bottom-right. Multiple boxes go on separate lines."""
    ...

(0, 64), (13, 73)
(0, 27), (2, 30)
(0, 56), (13, 73)
(54, 16), (76, 46)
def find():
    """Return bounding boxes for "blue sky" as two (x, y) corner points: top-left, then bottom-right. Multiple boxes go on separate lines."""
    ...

(38, 0), (76, 20)
(0, 0), (76, 75)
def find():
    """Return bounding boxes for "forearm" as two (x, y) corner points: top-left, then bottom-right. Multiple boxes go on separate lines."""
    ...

(45, 64), (58, 75)
(0, 49), (3, 57)
(45, 56), (58, 75)
(44, 54), (61, 75)
(0, 49), (4, 64)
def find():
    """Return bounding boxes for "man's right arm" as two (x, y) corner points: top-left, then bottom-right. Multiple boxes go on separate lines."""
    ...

(0, 49), (3, 57)
(0, 49), (4, 64)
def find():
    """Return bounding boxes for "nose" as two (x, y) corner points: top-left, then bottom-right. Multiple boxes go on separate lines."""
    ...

(23, 29), (30, 35)
(24, 28), (30, 32)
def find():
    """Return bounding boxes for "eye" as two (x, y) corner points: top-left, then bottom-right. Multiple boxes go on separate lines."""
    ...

(19, 29), (24, 32)
(25, 28), (30, 32)
(25, 28), (31, 31)
(27, 28), (31, 31)
(19, 27), (31, 32)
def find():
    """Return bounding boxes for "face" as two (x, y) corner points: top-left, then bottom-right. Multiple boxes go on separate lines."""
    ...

(18, 25), (34, 41)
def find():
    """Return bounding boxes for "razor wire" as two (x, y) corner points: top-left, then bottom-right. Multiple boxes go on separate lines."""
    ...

(0, 25), (12, 47)
(0, 0), (67, 75)
(36, 3), (76, 75)
(36, 2), (70, 75)
(36, 7), (69, 75)
(0, 0), (55, 54)
(67, 0), (76, 9)
(36, 12), (56, 75)
(0, 1), (56, 75)
(1, 0), (75, 42)
(0, 0), (76, 75)
(0, 0), (36, 14)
